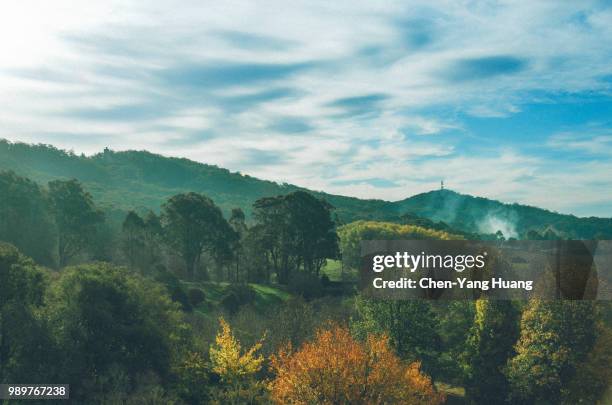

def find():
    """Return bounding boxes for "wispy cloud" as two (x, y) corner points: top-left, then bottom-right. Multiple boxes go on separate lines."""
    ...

(0, 0), (611, 216)
(548, 131), (612, 156)
(442, 56), (527, 82)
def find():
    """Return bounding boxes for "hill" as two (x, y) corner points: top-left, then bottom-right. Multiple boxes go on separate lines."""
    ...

(396, 189), (612, 239)
(1, 139), (610, 238)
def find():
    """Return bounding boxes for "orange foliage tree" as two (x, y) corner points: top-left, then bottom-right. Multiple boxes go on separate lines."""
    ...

(269, 325), (444, 405)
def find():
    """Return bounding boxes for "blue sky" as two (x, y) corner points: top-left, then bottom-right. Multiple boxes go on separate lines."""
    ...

(0, 1), (611, 217)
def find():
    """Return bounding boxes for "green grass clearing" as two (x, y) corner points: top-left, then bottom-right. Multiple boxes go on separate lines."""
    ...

(181, 280), (291, 314)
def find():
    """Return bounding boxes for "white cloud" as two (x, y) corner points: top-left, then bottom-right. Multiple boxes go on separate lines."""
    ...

(0, 0), (611, 216)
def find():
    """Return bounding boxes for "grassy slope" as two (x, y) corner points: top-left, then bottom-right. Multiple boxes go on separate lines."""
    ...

(181, 281), (291, 315)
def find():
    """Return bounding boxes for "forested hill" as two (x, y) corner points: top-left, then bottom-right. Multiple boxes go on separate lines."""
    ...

(1, 139), (610, 238)
(396, 189), (612, 239)
(0, 139), (395, 222)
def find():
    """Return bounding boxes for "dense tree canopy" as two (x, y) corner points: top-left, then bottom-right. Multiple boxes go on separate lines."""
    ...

(507, 300), (598, 404)
(48, 179), (104, 267)
(45, 262), (189, 401)
(0, 158), (609, 403)
(0, 171), (55, 265)
(338, 220), (460, 270)
(161, 192), (236, 278)
(352, 297), (442, 376)
(253, 191), (339, 284)
(0, 243), (49, 383)
(463, 299), (519, 404)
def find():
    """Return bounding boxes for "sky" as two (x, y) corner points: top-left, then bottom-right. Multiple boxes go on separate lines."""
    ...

(1, 1), (611, 217)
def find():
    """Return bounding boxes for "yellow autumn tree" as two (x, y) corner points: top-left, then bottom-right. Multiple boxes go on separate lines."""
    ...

(269, 325), (444, 405)
(209, 317), (267, 404)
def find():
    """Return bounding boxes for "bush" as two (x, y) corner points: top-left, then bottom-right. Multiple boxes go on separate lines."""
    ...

(220, 284), (257, 314)
(154, 271), (192, 312)
(187, 288), (206, 307)
(287, 272), (322, 300)
(320, 274), (331, 287)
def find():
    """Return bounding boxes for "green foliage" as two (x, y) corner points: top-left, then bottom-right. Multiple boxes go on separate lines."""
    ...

(0, 171), (55, 265)
(1, 140), (610, 239)
(0, 243), (51, 382)
(463, 299), (519, 404)
(352, 297), (441, 375)
(287, 271), (323, 300)
(188, 287), (206, 307)
(339, 220), (461, 270)
(507, 300), (598, 404)
(564, 326), (612, 404)
(1, 140), (611, 403)
(161, 192), (236, 278)
(174, 351), (210, 404)
(433, 301), (476, 382)
(227, 207), (248, 282)
(396, 188), (612, 239)
(45, 262), (190, 401)
(48, 178), (104, 267)
(121, 210), (163, 273)
(155, 270), (193, 312)
(220, 284), (257, 314)
(253, 191), (339, 284)
(121, 210), (145, 270)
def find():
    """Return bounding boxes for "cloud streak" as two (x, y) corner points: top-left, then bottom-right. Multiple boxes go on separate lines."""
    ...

(0, 0), (611, 216)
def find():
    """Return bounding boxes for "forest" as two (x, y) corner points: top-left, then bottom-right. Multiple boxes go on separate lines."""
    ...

(1, 140), (611, 240)
(1, 163), (611, 403)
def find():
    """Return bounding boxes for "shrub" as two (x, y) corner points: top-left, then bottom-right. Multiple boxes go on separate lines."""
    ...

(154, 271), (192, 312)
(187, 288), (206, 307)
(287, 272), (322, 300)
(220, 284), (257, 314)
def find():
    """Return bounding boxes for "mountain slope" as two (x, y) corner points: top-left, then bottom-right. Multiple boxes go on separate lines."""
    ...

(1, 139), (610, 238)
(397, 189), (612, 239)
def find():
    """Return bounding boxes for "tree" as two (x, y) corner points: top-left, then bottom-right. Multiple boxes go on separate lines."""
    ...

(0, 243), (51, 383)
(161, 192), (235, 279)
(45, 262), (189, 401)
(209, 318), (267, 404)
(338, 220), (459, 270)
(243, 223), (277, 283)
(352, 297), (442, 376)
(253, 191), (339, 284)
(121, 211), (145, 271)
(270, 325), (444, 404)
(228, 208), (247, 282)
(433, 301), (476, 383)
(564, 325), (612, 404)
(48, 179), (104, 267)
(0, 171), (55, 265)
(142, 211), (164, 271)
(506, 300), (597, 404)
(463, 299), (519, 404)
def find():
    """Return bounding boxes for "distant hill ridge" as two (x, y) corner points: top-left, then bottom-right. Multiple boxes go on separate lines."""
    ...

(1, 139), (610, 239)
